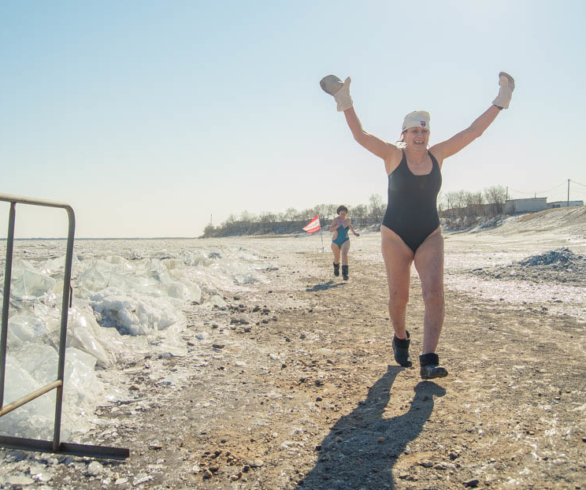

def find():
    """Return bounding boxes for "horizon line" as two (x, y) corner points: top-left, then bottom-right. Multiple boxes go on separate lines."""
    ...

(0, 236), (202, 242)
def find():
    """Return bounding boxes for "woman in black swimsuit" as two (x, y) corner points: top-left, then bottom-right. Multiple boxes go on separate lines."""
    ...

(321, 73), (515, 379)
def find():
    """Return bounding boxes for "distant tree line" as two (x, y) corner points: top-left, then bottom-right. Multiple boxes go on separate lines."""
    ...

(202, 195), (386, 237)
(202, 186), (508, 237)
(439, 185), (508, 218)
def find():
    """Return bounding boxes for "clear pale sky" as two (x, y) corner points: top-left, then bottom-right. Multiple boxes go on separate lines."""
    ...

(1, 0), (585, 238)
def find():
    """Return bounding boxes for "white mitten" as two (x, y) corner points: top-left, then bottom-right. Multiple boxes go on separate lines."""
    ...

(320, 75), (353, 112)
(492, 72), (515, 109)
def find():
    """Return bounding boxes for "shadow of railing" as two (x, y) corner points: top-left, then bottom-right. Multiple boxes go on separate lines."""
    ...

(296, 366), (446, 489)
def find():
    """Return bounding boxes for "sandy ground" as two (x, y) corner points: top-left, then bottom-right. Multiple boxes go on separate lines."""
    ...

(1, 207), (586, 489)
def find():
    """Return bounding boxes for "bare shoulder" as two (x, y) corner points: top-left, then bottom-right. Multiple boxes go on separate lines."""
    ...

(429, 143), (446, 168)
(384, 145), (403, 175)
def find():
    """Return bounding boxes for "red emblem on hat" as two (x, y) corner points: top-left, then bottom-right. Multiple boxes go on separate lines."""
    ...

(421, 121), (426, 127)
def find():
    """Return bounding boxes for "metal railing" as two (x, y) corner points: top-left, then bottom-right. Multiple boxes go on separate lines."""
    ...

(0, 193), (128, 459)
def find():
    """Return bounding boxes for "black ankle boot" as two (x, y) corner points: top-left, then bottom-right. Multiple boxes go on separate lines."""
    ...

(393, 331), (412, 367)
(333, 262), (340, 276)
(342, 265), (349, 280)
(419, 353), (448, 380)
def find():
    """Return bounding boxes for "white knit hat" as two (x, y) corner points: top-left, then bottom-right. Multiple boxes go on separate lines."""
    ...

(402, 111), (430, 132)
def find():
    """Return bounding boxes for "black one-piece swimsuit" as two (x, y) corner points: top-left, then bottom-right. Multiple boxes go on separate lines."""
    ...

(382, 150), (442, 253)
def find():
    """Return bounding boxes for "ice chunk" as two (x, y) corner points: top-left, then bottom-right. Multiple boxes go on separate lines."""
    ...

(90, 287), (186, 336)
(78, 264), (109, 291)
(162, 258), (183, 270)
(167, 269), (202, 302)
(10, 259), (57, 299)
(7, 314), (57, 348)
(38, 254), (81, 276)
(104, 255), (132, 270)
(107, 271), (140, 291)
(0, 345), (102, 439)
(63, 347), (103, 414)
(208, 294), (227, 307)
(67, 306), (122, 367)
(182, 250), (214, 267)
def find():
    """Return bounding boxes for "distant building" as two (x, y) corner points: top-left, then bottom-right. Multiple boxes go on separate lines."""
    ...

(547, 200), (584, 208)
(442, 197), (583, 218)
(504, 197), (548, 214)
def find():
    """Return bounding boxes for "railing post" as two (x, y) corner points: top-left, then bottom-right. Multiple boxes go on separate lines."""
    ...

(0, 202), (16, 409)
(52, 206), (75, 451)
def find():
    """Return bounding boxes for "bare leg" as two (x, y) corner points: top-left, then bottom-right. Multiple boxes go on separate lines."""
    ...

(413, 229), (445, 354)
(340, 240), (350, 266)
(331, 243), (341, 264)
(381, 226), (414, 340)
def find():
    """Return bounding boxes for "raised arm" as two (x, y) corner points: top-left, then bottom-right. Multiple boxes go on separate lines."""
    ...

(320, 75), (399, 161)
(343, 107), (399, 161)
(430, 105), (501, 160)
(431, 72), (515, 162)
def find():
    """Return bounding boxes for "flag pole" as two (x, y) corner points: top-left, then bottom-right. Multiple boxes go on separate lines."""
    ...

(319, 217), (324, 252)
(302, 215), (324, 252)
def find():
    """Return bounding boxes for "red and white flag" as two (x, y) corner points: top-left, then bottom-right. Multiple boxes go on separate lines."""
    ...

(303, 215), (321, 234)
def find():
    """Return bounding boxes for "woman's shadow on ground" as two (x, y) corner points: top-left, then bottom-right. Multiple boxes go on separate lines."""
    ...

(305, 280), (348, 292)
(296, 366), (446, 489)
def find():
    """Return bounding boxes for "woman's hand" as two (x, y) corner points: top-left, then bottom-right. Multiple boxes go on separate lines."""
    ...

(322, 76), (398, 162)
(431, 73), (514, 161)
(320, 75), (353, 112)
(493, 72), (515, 109)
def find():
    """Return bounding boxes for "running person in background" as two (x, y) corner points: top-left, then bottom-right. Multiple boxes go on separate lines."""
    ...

(321, 72), (515, 379)
(330, 205), (360, 280)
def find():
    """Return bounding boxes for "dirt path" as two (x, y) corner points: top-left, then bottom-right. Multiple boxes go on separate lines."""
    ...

(2, 234), (586, 489)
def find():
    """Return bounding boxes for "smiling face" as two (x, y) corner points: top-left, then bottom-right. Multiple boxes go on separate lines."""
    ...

(402, 126), (430, 150)
(338, 210), (347, 219)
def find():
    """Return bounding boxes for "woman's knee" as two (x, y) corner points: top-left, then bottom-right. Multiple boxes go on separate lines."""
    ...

(389, 290), (409, 309)
(422, 287), (444, 307)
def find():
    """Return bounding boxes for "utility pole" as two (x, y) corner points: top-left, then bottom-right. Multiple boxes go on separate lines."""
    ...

(567, 179), (570, 207)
